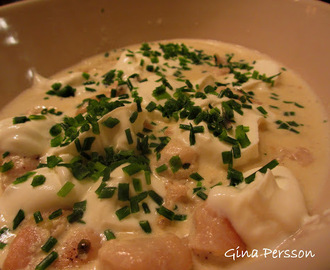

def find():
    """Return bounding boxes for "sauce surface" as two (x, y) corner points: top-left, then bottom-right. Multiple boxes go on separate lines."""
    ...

(0, 39), (328, 269)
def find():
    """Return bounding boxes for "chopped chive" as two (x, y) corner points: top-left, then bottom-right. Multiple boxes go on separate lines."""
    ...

(98, 187), (116, 199)
(129, 111), (138, 123)
(85, 87), (96, 92)
(242, 104), (252, 109)
(294, 102), (304, 108)
(34, 211), (43, 224)
(0, 161), (14, 173)
(51, 82), (62, 90)
(104, 229), (116, 240)
(235, 125), (251, 148)
(232, 144), (241, 159)
(289, 128), (300, 134)
(221, 151), (233, 165)
(193, 126), (204, 133)
(257, 106), (268, 115)
(66, 212), (83, 224)
(284, 111), (295, 116)
(13, 116), (30, 124)
(146, 101), (157, 112)
(196, 190), (208, 200)
(115, 206), (131, 220)
(71, 163), (90, 180)
(146, 65), (154, 72)
(144, 170), (151, 185)
(132, 178), (142, 192)
(142, 202), (151, 214)
(179, 124), (190, 130)
(122, 163), (142, 176)
(259, 159), (279, 173)
(228, 167), (244, 186)
(13, 171), (36, 185)
(0, 242), (7, 250)
(118, 94), (129, 100)
(29, 115), (46, 120)
(49, 124), (62, 137)
(169, 155), (182, 173)
(50, 135), (62, 147)
(173, 214), (187, 221)
(102, 117), (120, 128)
(74, 200), (87, 212)
(81, 137), (95, 151)
(57, 182), (75, 197)
(139, 220), (152, 233)
(67, 200), (86, 223)
(252, 70), (259, 79)
(189, 172), (204, 181)
(125, 128), (133, 145)
(155, 164), (168, 174)
(278, 122), (289, 130)
(110, 89), (117, 97)
(118, 183), (130, 201)
(31, 175), (46, 187)
(0, 227), (8, 235)
(41, 236), (58, 253)
(142, 127), (152, 133)
(130, 191), (148, 213)
(95, 182), (106, 196)
(148, 190), (163, 206)
(82, 72), (90, 80)
(245, 159), (279, 184)
(152, 85), (171, 100)
(0, 226), (8, 247)
(2, 151), (10, 158)
(211, 182), (223, 188)
(13, 209), (25, 230)
(156, 206), (175, 220)
(287, 121), (300, 127)
(35, 251), (58, 270)
(129, 199), (140, 214)
(48, 209), (62, 220)
(185, 79), (193, 88)
(189, 124), (196, 145)
(47, 156), (63, 168)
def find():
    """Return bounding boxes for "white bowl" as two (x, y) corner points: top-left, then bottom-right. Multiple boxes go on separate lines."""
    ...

(0, 0), (329, 269)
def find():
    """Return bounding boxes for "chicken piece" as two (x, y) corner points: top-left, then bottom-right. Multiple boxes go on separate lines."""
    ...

(189, 204), (246, 263)
(156, 139), (199, 180)
(53, 227), (101, 268)
(98, 234), (193, 270)
(278, 147), (314, 166)
(165, 181), (190, 205)
(3, 212), (101, 270)
(2, 225), (49, 270)
(0, 153), (39, 190)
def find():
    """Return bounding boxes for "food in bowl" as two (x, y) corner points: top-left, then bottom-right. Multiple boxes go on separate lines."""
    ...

(0, 39), (328, 269)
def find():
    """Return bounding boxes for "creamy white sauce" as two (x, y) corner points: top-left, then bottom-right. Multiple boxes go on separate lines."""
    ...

(207, 166), (309, 249)
(0, 39), (328, 269)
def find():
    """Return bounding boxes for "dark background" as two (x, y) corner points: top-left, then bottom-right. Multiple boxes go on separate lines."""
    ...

(0, 0), (20, 5)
